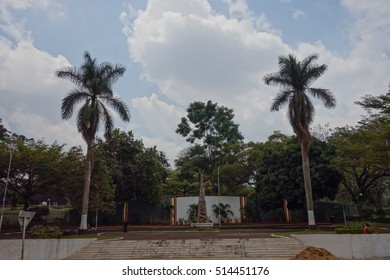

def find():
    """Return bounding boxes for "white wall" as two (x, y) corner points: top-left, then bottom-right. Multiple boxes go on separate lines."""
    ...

(0, 238), (95, 260)
(291, 234), (390, 259)
(175, 196), (242, 223)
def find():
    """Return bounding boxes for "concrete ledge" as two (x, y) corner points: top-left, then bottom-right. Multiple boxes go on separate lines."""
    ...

(291, 234), (390, 259)
(0, 238), (96, 260)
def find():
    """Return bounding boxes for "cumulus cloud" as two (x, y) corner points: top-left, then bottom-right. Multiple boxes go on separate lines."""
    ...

(121, 0), (390, 155)
(292, 9), (304, 20)
(2, 0), (390, 165)
(125, 0), (289, 106)
(0, 1), (82, 148)
(131, 93), (188, 163)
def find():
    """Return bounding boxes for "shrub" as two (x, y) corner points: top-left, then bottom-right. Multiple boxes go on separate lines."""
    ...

(28, 206), (50, 222)
(31, 225), (63, 239)
(189, 227), (219, 232)
(335, 227), (363, 234)
(335, 221), (376, 234)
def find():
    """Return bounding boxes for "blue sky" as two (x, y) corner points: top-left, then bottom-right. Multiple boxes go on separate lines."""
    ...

(1, 0), (390, 164)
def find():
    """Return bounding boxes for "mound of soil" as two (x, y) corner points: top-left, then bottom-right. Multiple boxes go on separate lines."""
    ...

(291, 246), (338, 260)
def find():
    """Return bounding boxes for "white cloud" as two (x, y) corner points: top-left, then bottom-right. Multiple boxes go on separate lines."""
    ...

(341, 0), (390, 56)
(131, 93), (188, 164)
(9, 109), (84, 148)
(292, 9), (304, 20)
(2, 0), (390, 166)
(125, 0), (289, 107)
(0, 1), (82, 149)
(222, 0), (249, 18)
(122, 0), (390, 152)
(0, 37), (82, 147)
(131, 93), (185, 140)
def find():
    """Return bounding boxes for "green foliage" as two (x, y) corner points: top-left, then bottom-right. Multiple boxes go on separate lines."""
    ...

(176, 100), (244, 194)
(163, 170), (198, 197)
(254, 132), (341, 210)
(0, 118), (10, 139)
(28, 206), (50, 221)
(335, 227), (363, 234)
(0, 138), (67, 210)
(264, 54), (335, 226)
(101, 129), (169, 206)
(187, 203), (198, 223)
(56, 51), (130, 229)
(329, 125), (388, 217)
(56, 51), (130, 143)
(264, 53), (335, 143)
(212, 203), (234, 223)
(31, 225), (63, 239)
(335, 221), (376, 234)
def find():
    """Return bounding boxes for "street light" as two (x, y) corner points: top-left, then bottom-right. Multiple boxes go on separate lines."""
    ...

(0, 144), (14, 233)
(217, 166), (221, 229)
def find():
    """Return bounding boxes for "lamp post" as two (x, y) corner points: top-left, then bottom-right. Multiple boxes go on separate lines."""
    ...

(218, 166), (221, 229)
(0, 144), (14, 233)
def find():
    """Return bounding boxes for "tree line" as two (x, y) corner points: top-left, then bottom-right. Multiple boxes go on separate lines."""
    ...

(0, 52), (389, 228)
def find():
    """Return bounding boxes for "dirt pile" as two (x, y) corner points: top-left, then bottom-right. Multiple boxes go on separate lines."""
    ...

(291, 246), (338, 260)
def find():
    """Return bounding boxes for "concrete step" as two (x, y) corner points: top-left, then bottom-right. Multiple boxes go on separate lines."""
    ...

(65, 237), (306, 260)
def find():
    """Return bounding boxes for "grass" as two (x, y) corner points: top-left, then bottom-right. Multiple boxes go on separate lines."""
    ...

(1, 205), (72, 228)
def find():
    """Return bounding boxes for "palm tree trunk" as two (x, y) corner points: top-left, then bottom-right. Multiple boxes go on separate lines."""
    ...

(300, 142), (316, 228)
(197, 170), (208, 223)
(80, 143), (93, 230)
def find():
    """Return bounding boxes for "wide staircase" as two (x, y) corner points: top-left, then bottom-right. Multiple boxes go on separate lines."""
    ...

(64, 237), (306, 260)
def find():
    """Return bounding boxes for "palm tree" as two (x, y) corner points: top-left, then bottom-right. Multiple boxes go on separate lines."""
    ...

(263, 53), (336, 227)
(187, 203), (198, 223)
(56, 51), (130, 230)
(212, 203), (233, 223)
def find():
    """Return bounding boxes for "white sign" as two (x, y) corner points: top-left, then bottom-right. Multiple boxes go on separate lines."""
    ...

(18, 211), (36, 229)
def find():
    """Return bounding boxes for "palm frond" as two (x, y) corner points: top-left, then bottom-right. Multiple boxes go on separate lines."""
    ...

(101, 63), (126, 87)
(102, 96), (130, 122)
(263, 73), (291, 88)
(304, 64), (327, 86)
(308, 88), (336, 108)
(56, 66), (84, 88)
(98, 102), (114, 138)
(76, 101), (100, 143)
(61, 90), (89, 119)
(301, 54), (319, 72)
(270, 90), (292, 111)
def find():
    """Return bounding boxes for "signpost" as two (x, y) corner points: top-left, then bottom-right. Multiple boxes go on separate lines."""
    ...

(18, 211), (35, 260)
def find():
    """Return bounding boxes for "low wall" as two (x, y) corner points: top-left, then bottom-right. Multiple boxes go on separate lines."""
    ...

(291, 234), (390, 259)
(0, 238), (96, 260)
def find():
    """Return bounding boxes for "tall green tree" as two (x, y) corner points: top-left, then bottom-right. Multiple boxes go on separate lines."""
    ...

(329, 126), (388, 217)
(329, 90), (390, 217)
(254, 132), (341, 212)
(176, 101), (243, 223)
(101, 129), (169, 206)
(56, 51), (130, 230)
(176, 100), (244, 194)
(355, 89), (390, 172)
(0, 118), (9, 140)
(0, 138), (65, 210)
(61, 145), (116, 215)
(263, 54), (336, 227)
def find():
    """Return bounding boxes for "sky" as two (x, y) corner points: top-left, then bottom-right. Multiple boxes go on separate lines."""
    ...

(1, 0), (390, 165)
